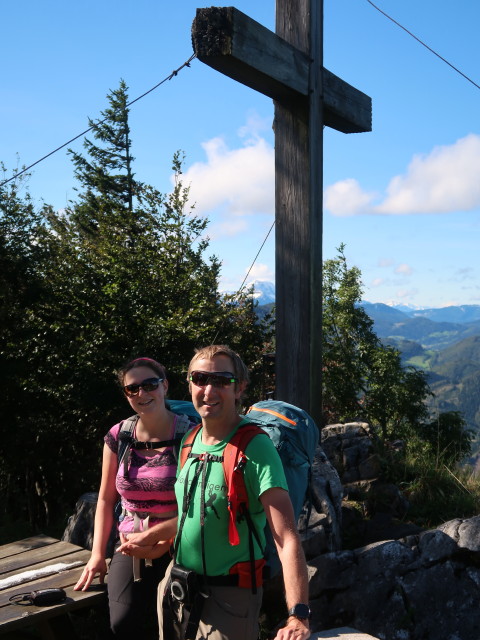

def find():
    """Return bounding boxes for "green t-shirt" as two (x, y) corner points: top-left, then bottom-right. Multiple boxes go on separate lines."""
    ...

(174, 420), (288, 576)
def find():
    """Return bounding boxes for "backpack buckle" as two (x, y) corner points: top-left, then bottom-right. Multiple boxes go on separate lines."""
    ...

(234, 454), (247, 472)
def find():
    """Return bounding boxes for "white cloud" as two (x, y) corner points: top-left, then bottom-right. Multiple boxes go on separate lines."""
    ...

(180, 120), (274, 238)
(371, 278), (385, 287)
(396, 288), (419, 300)
(378, 134), (480, 214)
(237, 111), (272, 142)
(208, 217), (249, 240)
(395, 263), (413, 276)
(323, 178), (377, 216)
(246, 263), (274, 281)
(378, 258), (394, 268)
(325, 134), (480, 216)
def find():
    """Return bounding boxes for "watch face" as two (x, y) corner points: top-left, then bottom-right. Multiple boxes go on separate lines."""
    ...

(289, 603), (311, 619)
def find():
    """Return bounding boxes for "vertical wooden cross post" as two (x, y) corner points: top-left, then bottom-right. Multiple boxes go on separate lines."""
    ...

(192, 1), (371, 423)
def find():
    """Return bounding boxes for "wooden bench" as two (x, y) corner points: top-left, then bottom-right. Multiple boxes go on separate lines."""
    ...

(0, 534), (106, 639)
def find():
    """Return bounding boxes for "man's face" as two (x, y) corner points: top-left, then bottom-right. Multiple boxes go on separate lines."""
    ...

(189, 354), (244, 421)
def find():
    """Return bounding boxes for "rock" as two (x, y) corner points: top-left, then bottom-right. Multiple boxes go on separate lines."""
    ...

(312, 629), (379, 640)
(321, 423), (376, 484)
(301, 445), (343, 552)
(437, 515), (480, 551)
(306, 516), (480, 640)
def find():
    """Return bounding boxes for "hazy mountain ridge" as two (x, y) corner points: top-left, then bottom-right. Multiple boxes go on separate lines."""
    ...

(362, 302), (480, 350)
(255, 293), (480, 453)
(343, 303), (480, 448)
(405, 305), (480, 324)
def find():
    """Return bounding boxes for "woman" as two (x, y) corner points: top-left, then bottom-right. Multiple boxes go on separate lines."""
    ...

(74, 357), (192, 638)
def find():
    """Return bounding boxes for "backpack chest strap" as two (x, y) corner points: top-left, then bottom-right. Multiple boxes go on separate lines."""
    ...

(131, 438), (179, 450)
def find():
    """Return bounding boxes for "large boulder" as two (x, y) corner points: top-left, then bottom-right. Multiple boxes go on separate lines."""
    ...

(307, 516), (480, 640)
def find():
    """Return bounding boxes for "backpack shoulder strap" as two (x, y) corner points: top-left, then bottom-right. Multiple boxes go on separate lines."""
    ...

(223, 424), (265, 546)
(118, 415), (138, 463)
(179, 423), (202, 469)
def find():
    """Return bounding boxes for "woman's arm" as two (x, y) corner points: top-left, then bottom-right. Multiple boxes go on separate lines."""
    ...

(117, 537), (173, 560)
(74, 443), (119, 591)
(117, 516), (178, 556)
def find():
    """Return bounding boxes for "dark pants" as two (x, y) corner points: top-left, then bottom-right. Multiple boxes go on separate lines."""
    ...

(108, 549), (171, 639)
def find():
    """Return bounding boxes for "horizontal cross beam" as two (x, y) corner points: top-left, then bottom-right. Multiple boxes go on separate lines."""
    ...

(192, 6), (372, 134)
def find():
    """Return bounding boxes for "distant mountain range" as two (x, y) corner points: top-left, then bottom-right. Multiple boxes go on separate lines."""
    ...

(251, 280), (480, 338)
(360, 302), (480, 351)
(253, 284), (480, 458)
(361, 302), (480, 459)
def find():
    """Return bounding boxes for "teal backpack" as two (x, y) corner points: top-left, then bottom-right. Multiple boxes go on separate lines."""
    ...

(245, 400), (319, 575)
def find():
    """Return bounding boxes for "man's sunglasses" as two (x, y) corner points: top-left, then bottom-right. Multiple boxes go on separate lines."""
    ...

(123, 377), (164, 397)
(189, 371), (238, 388)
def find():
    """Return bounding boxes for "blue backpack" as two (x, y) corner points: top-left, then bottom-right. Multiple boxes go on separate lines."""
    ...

(245, 400), (319, 574)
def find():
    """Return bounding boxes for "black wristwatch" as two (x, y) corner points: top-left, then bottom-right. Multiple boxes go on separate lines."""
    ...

(288, 603), (311, 620)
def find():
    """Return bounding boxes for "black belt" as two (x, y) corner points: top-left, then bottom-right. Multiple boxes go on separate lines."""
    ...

(199, 566), (270, 587)
(200, 575), (239, 586)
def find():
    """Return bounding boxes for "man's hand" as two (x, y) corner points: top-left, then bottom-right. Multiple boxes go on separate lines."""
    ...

(120, 529), (158, 547)
(273, 617), (310, 640)
(117, 538), (172, 559)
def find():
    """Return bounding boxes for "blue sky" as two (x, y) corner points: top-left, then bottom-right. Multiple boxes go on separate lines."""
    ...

(2, 1), (480, 309)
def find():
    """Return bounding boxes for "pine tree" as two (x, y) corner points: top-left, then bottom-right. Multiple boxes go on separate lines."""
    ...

(68, 79), (139, 241)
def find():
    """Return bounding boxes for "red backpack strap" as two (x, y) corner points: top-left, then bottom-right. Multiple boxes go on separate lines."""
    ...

(179, 423), (202, 468)
(222, 424), (265, 546)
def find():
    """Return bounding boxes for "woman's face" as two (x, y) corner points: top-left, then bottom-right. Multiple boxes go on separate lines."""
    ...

(123, 365), (168, 416)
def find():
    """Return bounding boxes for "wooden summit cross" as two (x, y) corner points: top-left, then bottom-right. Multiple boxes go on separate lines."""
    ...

(191, 1), (371, 423)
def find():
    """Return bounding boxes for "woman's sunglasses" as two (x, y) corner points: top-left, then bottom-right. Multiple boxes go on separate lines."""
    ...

(189, 371), (238, 388)
(123, 377), (164, 397)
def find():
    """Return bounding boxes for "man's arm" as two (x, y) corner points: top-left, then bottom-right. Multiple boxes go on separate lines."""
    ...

(260, 487), (311, 640)
(117, 537), (172, 559)
(117, 516), (178, 555)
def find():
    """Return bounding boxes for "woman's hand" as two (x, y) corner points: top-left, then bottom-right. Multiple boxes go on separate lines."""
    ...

(73, 555), (108, 591)
(117, 538), (172, 559)
(120, 528), (159, 547)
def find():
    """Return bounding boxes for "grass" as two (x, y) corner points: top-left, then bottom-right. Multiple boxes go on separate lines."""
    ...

(377, 439), (480, 529)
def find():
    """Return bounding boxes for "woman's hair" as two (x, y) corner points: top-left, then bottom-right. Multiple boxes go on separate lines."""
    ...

(117, 357), (167, 386)
(187, 345), (250, 386)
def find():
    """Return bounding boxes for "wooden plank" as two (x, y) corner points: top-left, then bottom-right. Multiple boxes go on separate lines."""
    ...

(274, 0), (311, 410)
(0, 536), (107, 638)
(0, 542), (84, 576)
(323, 70), (372, 134)
(0, 582), (106, 633)
(0, 550), (92, 606)
(307, 0), (324, 425)
(0, 536), (59, 561)
(192, 6), (372, 134)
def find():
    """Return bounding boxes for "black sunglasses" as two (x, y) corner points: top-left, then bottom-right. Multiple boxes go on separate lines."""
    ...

(189, 371), (238, 388)
(123, 377), (164, 397)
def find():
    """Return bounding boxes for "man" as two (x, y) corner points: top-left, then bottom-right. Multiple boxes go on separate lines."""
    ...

(122, 345), (311, 640)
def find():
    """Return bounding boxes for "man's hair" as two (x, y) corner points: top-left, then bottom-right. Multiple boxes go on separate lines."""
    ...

(188, 345), (250, 387)
(117, 357), (167, 386)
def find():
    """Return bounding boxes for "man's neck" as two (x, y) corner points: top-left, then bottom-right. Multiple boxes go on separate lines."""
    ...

(201, 414), (243, 445)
